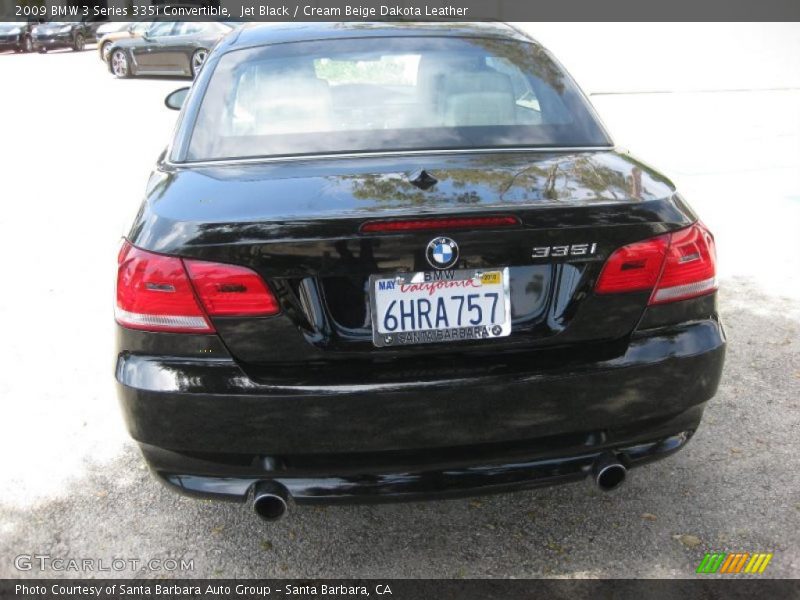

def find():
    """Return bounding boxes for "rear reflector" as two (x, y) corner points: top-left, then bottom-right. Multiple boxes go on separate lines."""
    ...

(116, 242), (280, 333)
(595, 223), (717, 305)
(360, 215), (519, 233)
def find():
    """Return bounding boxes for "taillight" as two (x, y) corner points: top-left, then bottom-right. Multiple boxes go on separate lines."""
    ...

(595, 223), (717, 305)
(116, 242), (213, 333)
(116, 242), (279, 333)
(594, 235), (669, 294)
(360, 215), (519, 233)
(184, 260), (280, 317)
(650, 223), (717, 304)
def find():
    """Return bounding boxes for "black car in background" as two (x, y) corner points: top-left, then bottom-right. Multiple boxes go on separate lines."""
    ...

(30, 16), (107, 52)
(115, 23), (725, 521)
(32, 21), (91, 52)
(107, 21), (233, 79)
(0, 20), (41, 53)
(96, 20), (152, 62)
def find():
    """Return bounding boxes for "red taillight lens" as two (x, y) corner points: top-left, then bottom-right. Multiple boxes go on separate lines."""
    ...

(184, 260), (280, 317)
(116, 242), (280, 333)
(595, 235), (669, 294)
(650, 222), (717, 304)
(360, 215), (519, 233)
(595, 223), (717, 304)
(116, 242), (213, 333)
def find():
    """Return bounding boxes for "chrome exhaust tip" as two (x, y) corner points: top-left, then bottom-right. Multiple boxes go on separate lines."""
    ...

(592, 453), (627, 491)
(252, 481), (289, 521)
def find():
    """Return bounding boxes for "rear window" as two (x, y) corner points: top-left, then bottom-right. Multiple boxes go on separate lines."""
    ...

(185, 36), (611, 161)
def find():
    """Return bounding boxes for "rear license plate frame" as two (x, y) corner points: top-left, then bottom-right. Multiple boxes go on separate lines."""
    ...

(368, 267), (511, 347)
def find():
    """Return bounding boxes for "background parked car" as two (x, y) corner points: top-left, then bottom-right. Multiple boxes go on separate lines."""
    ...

(0, 20), (42, 53)
(107, 21), (234, 79)
(32, 21), (92, 52)
(97, 20), (152, 62)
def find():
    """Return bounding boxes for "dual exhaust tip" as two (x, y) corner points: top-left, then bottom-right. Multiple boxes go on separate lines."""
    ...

(252, 481), (289, 521)
(250, 453), (626, 521)
(592, 452), (627, 492)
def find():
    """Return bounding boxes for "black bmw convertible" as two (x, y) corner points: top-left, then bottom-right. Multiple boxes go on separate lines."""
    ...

(115, 22), (725, 521)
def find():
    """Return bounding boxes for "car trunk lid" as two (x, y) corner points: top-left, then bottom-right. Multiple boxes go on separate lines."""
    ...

(129, 150), (694, 374)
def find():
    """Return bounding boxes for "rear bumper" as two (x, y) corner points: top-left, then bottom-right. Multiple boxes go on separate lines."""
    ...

(142, 421), (700, 504)
(116, 318), (725, 502)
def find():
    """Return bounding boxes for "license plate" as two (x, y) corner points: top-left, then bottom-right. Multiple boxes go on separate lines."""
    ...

(369, 268), (511, 347)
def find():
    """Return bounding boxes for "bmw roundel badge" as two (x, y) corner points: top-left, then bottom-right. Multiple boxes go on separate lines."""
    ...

(426, 236), (459, 270)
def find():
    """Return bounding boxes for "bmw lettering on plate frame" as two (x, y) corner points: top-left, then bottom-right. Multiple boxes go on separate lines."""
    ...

(370, 237), (511, 347)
